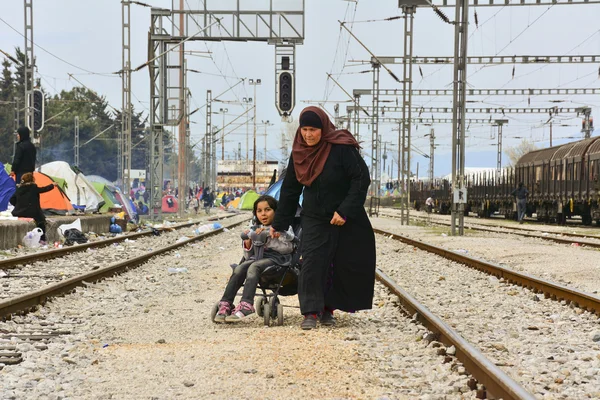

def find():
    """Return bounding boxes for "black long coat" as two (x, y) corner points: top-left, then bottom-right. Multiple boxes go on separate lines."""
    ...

(273, 144), (376, 312)
(12, 139), (37, 175)
(10, 183), (54, 220)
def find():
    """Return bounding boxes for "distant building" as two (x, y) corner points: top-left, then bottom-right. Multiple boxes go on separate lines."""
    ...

(217, 160), (278, 191)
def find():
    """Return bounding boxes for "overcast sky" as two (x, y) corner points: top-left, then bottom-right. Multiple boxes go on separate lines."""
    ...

(1, 0), (599, 178)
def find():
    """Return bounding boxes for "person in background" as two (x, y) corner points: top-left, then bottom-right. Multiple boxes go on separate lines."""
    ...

(10, 126), (37, 184)
(202, 187), (213, 214)
(137, 201), (149, 215)
(9, 172), (57, 245)
(511, 182), (529, 224)
(425, 196), (434, 214)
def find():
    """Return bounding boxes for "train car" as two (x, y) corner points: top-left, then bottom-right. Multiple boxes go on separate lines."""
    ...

(409, 136), (600, 224)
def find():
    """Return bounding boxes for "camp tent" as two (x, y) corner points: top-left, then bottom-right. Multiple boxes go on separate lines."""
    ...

(0, 168), (16, 212)
(39, 161), (104, 212)
(91, 182), (120, 212)
(88, 177), (138, 221)
(162, 194), (178, 213)
(114, 191), (138, 221)
(264, 178), (304, 205)
(226, 197), (241, 209)
(34, 172), (74, 215)
(238, 190), (260, 210)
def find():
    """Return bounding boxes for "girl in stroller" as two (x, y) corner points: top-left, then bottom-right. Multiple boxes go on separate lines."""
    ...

(215, 195), (296, 323)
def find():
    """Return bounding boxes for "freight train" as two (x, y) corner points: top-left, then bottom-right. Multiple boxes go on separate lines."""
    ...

(411, 136), (600, 225)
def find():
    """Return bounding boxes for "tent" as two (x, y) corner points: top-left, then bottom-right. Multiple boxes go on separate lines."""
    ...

(91, 182), (121, 213)
(34, 172), (74, 215)
(264, 178), (304, 205)
(226, 197), (241, 209)
(162, 194), (178, 213)
(0, 168), (16, 212)
(115, 191), (138, 221)
(238, 190), (260, 210)
(39, 161), (104, 212)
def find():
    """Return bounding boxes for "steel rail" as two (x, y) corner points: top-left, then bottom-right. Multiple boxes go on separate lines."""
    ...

(0, 213), (240, 271)
(0, 218), (247, 319)
(388, 213), (600, 247)
(373, 228), (600, 314)
(376, 270), (535, 400)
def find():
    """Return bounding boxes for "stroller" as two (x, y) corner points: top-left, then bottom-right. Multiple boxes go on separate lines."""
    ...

(210, 216), (302, 326)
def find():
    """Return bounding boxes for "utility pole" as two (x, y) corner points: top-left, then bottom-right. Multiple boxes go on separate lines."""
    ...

(243, 97), (252, 161)
(249, 78), (261, 188)
(205, 90), (212, 189)
(219, 108), (228, 160)
(494, 119), (509, 182)
(262, 120), (272, 163)
(370, 61), (381, 198)
(13, 98), (19, 159)
(450, 0), (470, 236)
(577, 107), (593, 139)
(399, 2), (416, 226)
(177, 0), (186, 218)
(74, 116), (80, 167)
(354, 94), (361, 153)
(23, 0), (35, 141)
(426, 128), (435, 190)
(549, 121), (553, 147)
(121, 0), (132, 195)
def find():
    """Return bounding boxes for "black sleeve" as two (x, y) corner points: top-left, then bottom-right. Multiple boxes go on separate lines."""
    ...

(272, 154), (303, 231)
(11, 144), (23, 172)
(337, 146), (370, 220)
(9, 193), (16, 206)
(37, 184), (55, 194)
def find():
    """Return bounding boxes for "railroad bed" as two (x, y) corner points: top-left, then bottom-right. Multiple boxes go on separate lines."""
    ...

(375, 212), (600, 295)
(0, 212), (240, 301)
(1, 217), (490, 399)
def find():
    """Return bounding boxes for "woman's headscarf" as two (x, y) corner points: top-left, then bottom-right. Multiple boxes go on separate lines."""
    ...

(292, 106), (360, 186)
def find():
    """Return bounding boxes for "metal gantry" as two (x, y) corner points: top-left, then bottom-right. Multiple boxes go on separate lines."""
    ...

(450, 0), (469, 236)
(353, 87), (600, 97)
(355, 105), (590, 115)
(74, 116), (80, 167)
(494, 119), (509, 182)
(121, 0), (132, 196)
(23, 0), (34, 138)
(370, 61), (381, 198)
(398, 2), (416, 225)
(358, 54), (600, 65)
(205, 90), (213, 189)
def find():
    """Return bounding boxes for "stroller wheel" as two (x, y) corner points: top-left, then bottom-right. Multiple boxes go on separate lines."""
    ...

(210, 302), (219, 323)
(277, 303), (284, 326)
(256, 297), (265, 317)
(263, 304), (271, 327)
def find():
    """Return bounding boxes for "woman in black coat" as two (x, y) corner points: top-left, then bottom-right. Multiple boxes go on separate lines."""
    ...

(271, 106), (376, 330)
(10, 172), (57, 244)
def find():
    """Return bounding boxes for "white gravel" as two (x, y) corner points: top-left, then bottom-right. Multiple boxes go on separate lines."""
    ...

(0, 213), (243, 300)
(374, 231), (600, 399)
(0, 220), (481, 399)
(374, 213), (600, 296)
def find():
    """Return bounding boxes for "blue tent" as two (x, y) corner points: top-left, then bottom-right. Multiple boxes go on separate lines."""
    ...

(264, 178), (304, 205)
(0, 168), (16, 212)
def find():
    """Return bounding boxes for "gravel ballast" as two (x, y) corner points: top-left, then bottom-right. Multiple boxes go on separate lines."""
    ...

(1, 220), (479, 399)
(373, 229), (600, 399)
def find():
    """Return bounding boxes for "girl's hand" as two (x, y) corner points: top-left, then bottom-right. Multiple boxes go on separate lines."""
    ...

(255, 227), (264, 234)
(269, 226), (280, 238)
(243, 239), (252, 249)
(330, 212), (346, 226)
(243, 229), (250, 235)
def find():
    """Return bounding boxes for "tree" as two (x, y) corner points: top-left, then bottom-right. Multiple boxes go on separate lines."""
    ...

(505, 139), (537, 166)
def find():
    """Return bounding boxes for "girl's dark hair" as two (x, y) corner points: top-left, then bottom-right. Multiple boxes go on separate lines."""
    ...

(253, 195), (277, 216)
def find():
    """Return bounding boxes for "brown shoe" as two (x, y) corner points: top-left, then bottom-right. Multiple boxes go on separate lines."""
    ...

(301, 314), (317, 330)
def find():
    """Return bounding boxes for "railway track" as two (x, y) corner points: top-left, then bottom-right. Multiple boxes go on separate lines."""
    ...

(0, 212), (240, 271)
(380, 211), (600, 249)
(376, 270), (535, 400)
(373, 226), (600, 314)
(0, 215), (248, 319)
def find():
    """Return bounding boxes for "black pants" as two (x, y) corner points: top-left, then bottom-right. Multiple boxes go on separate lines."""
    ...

(220, 258), (275, 305)
(298, 218), (338, 315)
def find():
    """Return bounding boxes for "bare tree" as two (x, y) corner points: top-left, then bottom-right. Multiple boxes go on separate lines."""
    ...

(505, 139), (537, 166)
